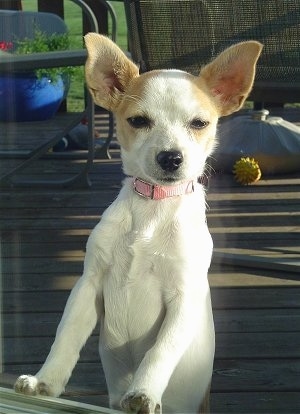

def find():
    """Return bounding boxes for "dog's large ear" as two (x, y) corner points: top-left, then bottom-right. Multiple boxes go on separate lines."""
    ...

(84, 33), (139, 111)
(199, 41), (263, 116)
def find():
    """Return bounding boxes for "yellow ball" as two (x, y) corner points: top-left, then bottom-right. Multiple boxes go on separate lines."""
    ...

(233, 157), (262, 185)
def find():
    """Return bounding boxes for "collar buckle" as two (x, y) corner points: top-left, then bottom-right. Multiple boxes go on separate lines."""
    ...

(133, 178), (155, 199)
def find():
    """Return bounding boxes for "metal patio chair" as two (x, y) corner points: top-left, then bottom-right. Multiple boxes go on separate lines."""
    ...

(0, 0), (116, 187)
(124, 0), (300, 105)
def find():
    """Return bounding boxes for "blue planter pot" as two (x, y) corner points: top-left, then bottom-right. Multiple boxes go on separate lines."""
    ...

(0, 73), (65, 122)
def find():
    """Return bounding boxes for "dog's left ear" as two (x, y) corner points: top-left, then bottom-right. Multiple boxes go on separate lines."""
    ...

(84, 33), (139, 111)
(199, 41), (263, 116)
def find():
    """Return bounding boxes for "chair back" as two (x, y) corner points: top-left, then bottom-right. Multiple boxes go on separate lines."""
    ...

(0, 10), (67, 52)
(124, 0), (300, 103)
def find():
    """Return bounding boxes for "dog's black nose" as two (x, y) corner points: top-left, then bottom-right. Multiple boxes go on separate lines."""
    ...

(156, 151), (183, 172)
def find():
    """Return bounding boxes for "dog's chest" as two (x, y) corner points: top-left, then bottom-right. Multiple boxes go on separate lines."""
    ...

(104, 204), (172, 286)
(101, 219), (168, 343)
(105, 199), (188, 286)
(100, 193), (211, 344)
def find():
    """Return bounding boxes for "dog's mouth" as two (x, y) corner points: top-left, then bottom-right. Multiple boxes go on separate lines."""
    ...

(147, 172), (189, 186)
(158, 176), (180, 183)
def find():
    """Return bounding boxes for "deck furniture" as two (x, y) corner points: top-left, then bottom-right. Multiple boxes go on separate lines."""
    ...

(124, 0), (300, 105)
(0, 0), (116, 187)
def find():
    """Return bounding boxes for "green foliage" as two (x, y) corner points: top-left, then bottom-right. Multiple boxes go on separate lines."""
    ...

(16, 28), (69, 53)
(15, 27), (77, 83)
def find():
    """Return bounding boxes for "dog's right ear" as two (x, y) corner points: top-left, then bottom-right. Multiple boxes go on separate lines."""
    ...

(84, 33), (139, 111)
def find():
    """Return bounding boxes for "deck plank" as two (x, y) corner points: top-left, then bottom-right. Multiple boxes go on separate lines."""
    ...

(3, 308), (300, 337)
(4, 331), (300, 364)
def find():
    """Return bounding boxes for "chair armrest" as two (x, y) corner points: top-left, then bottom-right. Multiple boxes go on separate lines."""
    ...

(250, 81), (300, 103)
(0, 49), (87, 73)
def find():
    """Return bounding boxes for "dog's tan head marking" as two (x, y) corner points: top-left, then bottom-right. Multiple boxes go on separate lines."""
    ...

(85, 34), (262, 183)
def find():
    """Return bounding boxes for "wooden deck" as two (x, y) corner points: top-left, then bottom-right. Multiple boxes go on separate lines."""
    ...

(1, 109), (300, 413)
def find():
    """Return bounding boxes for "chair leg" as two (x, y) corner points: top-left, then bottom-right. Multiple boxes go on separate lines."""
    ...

(95, 112), (114, 159)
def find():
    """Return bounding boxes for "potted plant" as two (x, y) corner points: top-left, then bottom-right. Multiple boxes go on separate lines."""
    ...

(0, 28), (75, 122)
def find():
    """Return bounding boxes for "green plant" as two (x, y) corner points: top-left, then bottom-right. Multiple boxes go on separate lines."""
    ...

(15, 27), (77, 83)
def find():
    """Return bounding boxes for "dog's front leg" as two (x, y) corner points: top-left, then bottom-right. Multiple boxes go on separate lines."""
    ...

(121, 283), (208, 413)
(15, 238), (103, 397)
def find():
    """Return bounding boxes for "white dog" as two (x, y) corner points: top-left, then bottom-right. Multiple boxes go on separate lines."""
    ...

(14, 35), (262, 413)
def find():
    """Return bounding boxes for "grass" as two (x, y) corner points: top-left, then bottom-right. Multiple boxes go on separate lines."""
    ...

(22, 0), (128, 111)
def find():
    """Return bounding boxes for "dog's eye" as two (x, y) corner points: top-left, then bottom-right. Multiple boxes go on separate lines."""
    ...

(190, 119), (209, 129)
(127, 116), (151, 129)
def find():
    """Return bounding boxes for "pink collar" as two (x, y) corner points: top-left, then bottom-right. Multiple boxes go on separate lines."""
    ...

(132, 177), (195, 200)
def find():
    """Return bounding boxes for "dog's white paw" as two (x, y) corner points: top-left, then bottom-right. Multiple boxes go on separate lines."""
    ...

(14, 375), (60, 397)
(121, 391), (161, 414)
